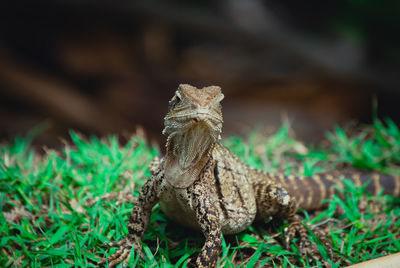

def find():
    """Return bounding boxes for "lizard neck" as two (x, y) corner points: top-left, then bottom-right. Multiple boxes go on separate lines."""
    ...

(164, 122), (218, 188)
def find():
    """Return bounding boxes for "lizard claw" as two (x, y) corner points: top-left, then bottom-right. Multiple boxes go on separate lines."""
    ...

(98, 237), (142, 267)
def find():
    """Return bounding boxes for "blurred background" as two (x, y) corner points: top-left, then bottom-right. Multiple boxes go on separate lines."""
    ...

(0, 0), (399, 147)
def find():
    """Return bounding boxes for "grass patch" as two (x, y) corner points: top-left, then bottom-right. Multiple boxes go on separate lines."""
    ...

(1, 118), (399, 267)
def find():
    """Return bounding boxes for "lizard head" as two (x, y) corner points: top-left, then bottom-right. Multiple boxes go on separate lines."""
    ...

(163, 84), (224, 139)
(163, 84), (224, 180)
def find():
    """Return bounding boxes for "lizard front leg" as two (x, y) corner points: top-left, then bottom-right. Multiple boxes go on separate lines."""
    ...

(98, 174), (161, 267)
(189, 186), (222, 268)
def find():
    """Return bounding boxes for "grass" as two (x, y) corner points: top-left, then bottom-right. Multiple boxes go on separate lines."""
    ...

(1, 118), (399, 267)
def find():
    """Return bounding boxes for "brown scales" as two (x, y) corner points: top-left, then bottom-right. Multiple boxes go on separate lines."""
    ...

(99, 84), (400, 267)
(180, 84), (222, 107)
(271, 172), (400, 210)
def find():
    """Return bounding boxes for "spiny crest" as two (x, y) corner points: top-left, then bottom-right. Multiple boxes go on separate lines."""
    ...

(179, 84), (222, 107)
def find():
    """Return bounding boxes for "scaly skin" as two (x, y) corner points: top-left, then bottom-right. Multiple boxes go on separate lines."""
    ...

(99, 84), (400, 267)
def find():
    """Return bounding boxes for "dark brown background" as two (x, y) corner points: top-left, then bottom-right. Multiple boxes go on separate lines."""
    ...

(0, 0), (399, 147)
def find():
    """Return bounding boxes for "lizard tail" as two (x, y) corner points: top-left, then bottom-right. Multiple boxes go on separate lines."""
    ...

(268, 172), (400, 210)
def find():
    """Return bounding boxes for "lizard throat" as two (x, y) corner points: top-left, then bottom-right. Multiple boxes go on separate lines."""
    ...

(166, 123), (217, 169)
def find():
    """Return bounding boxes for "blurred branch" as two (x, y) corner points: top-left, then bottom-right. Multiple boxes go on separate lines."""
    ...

(2, 1), (399, 92)
(106, 0), (399, 93)
(0, 47), (131, 134)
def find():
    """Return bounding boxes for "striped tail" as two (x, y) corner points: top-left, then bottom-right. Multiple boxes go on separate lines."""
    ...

(269, 172), (400, 210)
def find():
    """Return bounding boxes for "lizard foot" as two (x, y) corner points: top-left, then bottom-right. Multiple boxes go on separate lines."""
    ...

(285, 218), (310, 253)
(98, 237), (142, 267)
(285, 218), (332, 260)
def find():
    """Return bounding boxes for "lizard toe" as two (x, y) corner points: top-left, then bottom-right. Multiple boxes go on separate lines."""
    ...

(122, 251), (133, 267)
(284, 218), (309, 250)
(98, 238), (136, 267)
(285, 218), (333, 261)
(105, 238), (126, 248)
(108, 248), (131, 267)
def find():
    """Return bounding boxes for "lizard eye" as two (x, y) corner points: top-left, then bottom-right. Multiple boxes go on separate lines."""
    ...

(175, 91), (182, 102)
(168, 93), (182, 111)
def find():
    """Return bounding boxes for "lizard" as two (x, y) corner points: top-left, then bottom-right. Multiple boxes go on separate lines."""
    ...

(98, 84), (400, 267)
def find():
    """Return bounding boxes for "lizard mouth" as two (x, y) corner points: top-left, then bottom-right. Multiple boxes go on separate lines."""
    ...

(166, 111), (222, 125)
(164, 112), (222, 136)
